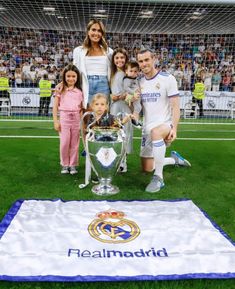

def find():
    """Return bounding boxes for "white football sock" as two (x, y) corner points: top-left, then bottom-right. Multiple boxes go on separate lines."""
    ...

(152, 139), (166, 179)
(164, 157), (175, 166)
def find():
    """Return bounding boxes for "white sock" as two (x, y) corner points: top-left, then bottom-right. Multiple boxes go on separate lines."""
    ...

(152, 139), (166, 179)
(164, 157), (175, 166)
(152, 157), (175, 171)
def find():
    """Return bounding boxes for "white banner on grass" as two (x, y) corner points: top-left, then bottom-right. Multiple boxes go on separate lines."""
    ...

(0, 199), (235, 281)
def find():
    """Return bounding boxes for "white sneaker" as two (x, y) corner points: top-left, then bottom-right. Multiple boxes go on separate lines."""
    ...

(131, 119), (142, 129)
(70, 166), (78, 175)
(145, 175), (165, 193)
(61, 166), (69, 174)
(171, 151), (191, 167)
(119, 162), (127, 173)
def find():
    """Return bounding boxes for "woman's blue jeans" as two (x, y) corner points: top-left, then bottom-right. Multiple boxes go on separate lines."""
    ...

(87, 75), (110, 104)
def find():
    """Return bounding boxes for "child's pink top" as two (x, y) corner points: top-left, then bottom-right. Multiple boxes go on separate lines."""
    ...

(58, 88), (83, 112)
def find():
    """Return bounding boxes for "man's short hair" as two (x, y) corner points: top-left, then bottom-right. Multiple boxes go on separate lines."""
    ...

(125, 60), (139, 70)
(137, 48), (155, 58)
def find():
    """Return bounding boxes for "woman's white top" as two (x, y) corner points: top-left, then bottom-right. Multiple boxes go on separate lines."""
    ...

(85, 56), (108, 76)
(73, 46), (113, 108)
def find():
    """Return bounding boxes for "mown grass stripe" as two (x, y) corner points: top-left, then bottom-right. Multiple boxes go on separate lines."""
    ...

(1, 135), (235, 141)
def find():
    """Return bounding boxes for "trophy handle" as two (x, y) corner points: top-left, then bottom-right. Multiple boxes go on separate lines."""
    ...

(116, 112), (130, 168)
(80, 111), (96, 150)
(116, 112), (125, 128)
(79, 111), (97, 189)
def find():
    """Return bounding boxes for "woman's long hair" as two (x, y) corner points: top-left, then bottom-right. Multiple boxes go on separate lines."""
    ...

(61, 64), (82, 93)
(83, 19), (108, 52)
(111, 48), (128, 80)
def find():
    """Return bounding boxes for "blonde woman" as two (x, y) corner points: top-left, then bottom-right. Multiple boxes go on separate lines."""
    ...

(73, 19), (113, 108)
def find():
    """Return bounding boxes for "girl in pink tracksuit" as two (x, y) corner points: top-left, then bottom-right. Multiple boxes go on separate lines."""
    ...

(53, 64), (84, 175)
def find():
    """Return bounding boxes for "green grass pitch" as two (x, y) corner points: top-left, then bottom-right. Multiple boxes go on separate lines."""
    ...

(0, 121), (235, 289)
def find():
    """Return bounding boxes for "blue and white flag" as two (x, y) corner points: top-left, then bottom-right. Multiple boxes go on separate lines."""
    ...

(0, 199), (235, 281)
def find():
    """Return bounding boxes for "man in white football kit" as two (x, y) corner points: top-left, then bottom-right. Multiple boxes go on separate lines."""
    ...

(137, 49), (187, 193)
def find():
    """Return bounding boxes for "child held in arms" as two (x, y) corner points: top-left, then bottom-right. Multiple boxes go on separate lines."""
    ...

(123, 60), (142, 128)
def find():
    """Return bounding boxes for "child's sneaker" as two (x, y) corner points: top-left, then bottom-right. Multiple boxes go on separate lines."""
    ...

(131, 119), (142, 129)
(70, 166), (78, 175)
(119, 162), (127, 173)
(61, 166), (69, 174)
(91, 176), (99, 184)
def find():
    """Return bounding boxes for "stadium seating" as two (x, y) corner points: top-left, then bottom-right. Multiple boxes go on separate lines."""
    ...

(0, 27), (234, 91)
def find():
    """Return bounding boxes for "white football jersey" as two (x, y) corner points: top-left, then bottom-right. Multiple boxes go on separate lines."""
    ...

(139, 71), (179, 133)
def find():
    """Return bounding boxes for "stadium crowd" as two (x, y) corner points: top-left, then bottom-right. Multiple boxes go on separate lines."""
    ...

(0, 26), (234, 91)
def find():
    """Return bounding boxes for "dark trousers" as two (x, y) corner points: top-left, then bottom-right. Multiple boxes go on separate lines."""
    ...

(38, 97), (51, 116)
(190, 97), (204, 117)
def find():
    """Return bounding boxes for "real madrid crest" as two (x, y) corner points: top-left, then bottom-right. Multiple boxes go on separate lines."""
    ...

(88, 210), (140, 243)
(156, 82), (160, 89)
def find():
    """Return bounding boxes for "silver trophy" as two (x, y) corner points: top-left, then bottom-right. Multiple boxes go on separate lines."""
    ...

(79, 112), (126, 195)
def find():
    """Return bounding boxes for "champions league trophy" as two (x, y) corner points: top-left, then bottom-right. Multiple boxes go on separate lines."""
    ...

(79, 112), (127, 196)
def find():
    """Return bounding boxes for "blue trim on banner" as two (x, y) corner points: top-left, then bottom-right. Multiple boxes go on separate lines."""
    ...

(0, 272), (235, 282)
(197, 206), (235, 247)
(0, 199), (24, 240)
(7, 197), (191, 203)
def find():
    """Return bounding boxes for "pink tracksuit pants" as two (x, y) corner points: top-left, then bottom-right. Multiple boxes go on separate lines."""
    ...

(59, 111), (80, 167)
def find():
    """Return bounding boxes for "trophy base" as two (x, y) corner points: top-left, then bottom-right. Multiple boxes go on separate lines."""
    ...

(92, 183), (119, 196)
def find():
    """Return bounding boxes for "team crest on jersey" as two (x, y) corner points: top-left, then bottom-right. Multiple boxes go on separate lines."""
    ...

(88, 210), (140, 243)
(156, 82), (161, 89)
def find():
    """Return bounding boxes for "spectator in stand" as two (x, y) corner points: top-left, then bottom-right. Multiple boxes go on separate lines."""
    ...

(198, 42), (206, 54)
(22, 61), (31, 86)
(174, 66), (184, 90)
(222, 71), (231, 91)
(232, 74), (235, 92)
(0, 62), (7, 74)
(14, 67), (23, 87)
(200, 63), (207, 81)
(211, 69), (222, 92)
(37, 65), (48, 82)
(28, 66), (38, 87)
(1, 27), (235, 94)
(35, 55), (43, 65)
(204, 67), (213, 91)
(48, 66), (57, 88)
(183, 63), (193, 91)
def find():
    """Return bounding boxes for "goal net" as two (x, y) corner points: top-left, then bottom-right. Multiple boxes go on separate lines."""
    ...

(0, 0), (234, 123)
